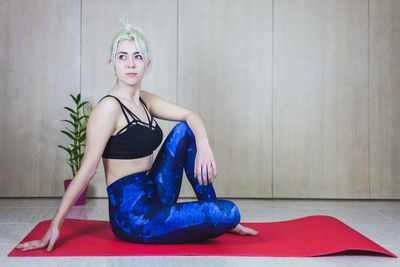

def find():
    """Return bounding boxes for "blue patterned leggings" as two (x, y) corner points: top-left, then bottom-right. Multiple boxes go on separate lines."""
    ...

(107, 122), (241, 244)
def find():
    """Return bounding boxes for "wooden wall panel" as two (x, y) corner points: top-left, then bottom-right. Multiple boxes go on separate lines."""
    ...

(370, 0), (400, 199)
(0, 0), (81, 197)
(1, 0), (399, 199)
(273, 0), (370, 198)
(81, 0), (178, 197)
(178, 0), (273, 198)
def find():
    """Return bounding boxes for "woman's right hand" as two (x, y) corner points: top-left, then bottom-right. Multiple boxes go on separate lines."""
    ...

(15, 225), (59, 252)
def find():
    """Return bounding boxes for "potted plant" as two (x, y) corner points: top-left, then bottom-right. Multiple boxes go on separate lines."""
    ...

(58, 93), (92, 206)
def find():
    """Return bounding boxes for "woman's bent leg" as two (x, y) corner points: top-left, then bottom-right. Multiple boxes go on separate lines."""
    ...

(108, 122), (241, 244)
(114, 199), (240, 244)
(148, 122), (216, 204)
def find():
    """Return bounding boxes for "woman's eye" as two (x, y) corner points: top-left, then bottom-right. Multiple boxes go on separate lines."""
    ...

(135, 55), (143, 60)
(119, 55), (126, 60)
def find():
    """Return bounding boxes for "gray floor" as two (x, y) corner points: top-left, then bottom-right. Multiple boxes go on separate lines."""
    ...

(1, 198), (399, 266)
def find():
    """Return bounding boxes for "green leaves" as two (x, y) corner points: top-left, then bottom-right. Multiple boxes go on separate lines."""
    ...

(58, 145), (71, 155)
(78, 101), (89, 110)
(58, 93), (92, 178)
(78, 134), (86, 143)
(63, 107), (75, 114)
(69, 93), (81, 105)
(61, 129), (74, 137)
(61, 119), (74, 127)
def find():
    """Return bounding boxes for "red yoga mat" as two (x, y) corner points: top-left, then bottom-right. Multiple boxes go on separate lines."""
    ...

(8, 215), (396, 257)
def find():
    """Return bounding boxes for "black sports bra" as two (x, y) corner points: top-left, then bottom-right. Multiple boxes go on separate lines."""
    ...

(99, 95), (163, 159)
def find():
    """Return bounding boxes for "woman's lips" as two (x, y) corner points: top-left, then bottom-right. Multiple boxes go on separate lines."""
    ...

(126, 73), (137, 76)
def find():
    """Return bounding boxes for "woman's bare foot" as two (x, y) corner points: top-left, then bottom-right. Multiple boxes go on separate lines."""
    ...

(229, 223), (259, 236)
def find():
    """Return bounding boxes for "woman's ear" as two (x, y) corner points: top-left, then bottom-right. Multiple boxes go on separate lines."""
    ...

(108, 59), (115, 74)
(146, 58), (151, 71)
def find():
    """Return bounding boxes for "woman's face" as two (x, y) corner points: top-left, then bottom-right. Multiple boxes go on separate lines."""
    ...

(112, 39), (149, 86)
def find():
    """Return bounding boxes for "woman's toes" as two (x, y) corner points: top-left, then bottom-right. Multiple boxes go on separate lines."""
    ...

(229, 224), (258, 236)
(247, 228), (259, 235)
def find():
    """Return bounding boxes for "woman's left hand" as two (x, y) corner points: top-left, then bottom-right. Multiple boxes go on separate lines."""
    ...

(194, 140), (217, 185)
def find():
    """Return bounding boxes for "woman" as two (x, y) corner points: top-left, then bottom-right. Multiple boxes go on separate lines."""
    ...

(16, 22), (258, 252)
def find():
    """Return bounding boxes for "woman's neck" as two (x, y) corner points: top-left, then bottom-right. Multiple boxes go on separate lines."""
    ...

(111, 80), (141, 105)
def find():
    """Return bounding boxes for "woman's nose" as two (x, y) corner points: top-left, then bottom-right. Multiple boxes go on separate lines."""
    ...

(127, 56), (136, 67)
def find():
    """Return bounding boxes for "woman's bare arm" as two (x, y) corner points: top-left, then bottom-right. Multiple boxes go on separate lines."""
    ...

(51, 97), (120, 229)
(16, 97), (120, 252)
(140, 90), (216, 184)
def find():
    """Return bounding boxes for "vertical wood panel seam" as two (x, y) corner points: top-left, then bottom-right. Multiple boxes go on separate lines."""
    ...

(176, 0), (179, 104)
(80, 0), (82, 94)
(271, 0), (274, 198)
(368, 0), (370, 198)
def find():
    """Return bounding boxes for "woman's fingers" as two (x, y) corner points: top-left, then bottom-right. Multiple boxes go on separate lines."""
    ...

(194, 160), (197, 179)
(195, 161), (202, 185)
(207, 163), (213, 184)
(201, 164), (208, 185)
(195, 161), (218, 185)
(16, 226), (58, 252)
(17, 240), (44, 251)
(212, 161), (217, 178)
(45, 226), (59, 252)
(16, 241), (31, 249)
(194, 151), (217, 185)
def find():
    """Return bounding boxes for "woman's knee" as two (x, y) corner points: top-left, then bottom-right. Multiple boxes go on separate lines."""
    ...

(214, 199), (241, 226)
(172, 121), (194, 138)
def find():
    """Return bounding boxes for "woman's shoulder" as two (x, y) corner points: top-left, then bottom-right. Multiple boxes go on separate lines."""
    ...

(140, 90), (156, 100)
(140, 90), (159, 110)
(92, 95), (121, 117)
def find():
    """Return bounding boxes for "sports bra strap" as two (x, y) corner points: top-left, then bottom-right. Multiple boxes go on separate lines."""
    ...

(99, 95), (153, 126)
(139, 98), (153, 126)
(99, 95), (131, 124)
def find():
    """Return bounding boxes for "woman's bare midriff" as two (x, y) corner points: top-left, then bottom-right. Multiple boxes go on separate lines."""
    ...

(103, 154), (154, 187)
(102, 97), (159, 187)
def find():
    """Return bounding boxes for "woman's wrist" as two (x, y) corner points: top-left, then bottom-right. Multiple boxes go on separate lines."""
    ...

(50, 220), (61, 230)
(197, 138), (209, 146)
(196, 139), (210, 151)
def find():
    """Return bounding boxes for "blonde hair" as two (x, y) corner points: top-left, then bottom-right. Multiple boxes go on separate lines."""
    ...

(110, 15), (150, 71)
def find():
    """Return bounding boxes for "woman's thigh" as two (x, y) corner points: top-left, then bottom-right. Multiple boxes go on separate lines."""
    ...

(112, 199), (240, 244)
(148, 122), (195, 204)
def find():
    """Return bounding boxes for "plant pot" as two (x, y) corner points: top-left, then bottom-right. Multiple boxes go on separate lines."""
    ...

(63, 179), (88, 206)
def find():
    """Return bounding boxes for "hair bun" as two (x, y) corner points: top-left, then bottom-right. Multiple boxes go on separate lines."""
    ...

(119, 14), (144, 35)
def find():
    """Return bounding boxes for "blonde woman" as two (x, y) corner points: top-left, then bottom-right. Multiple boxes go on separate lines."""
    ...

(16, 19), (257, 252)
